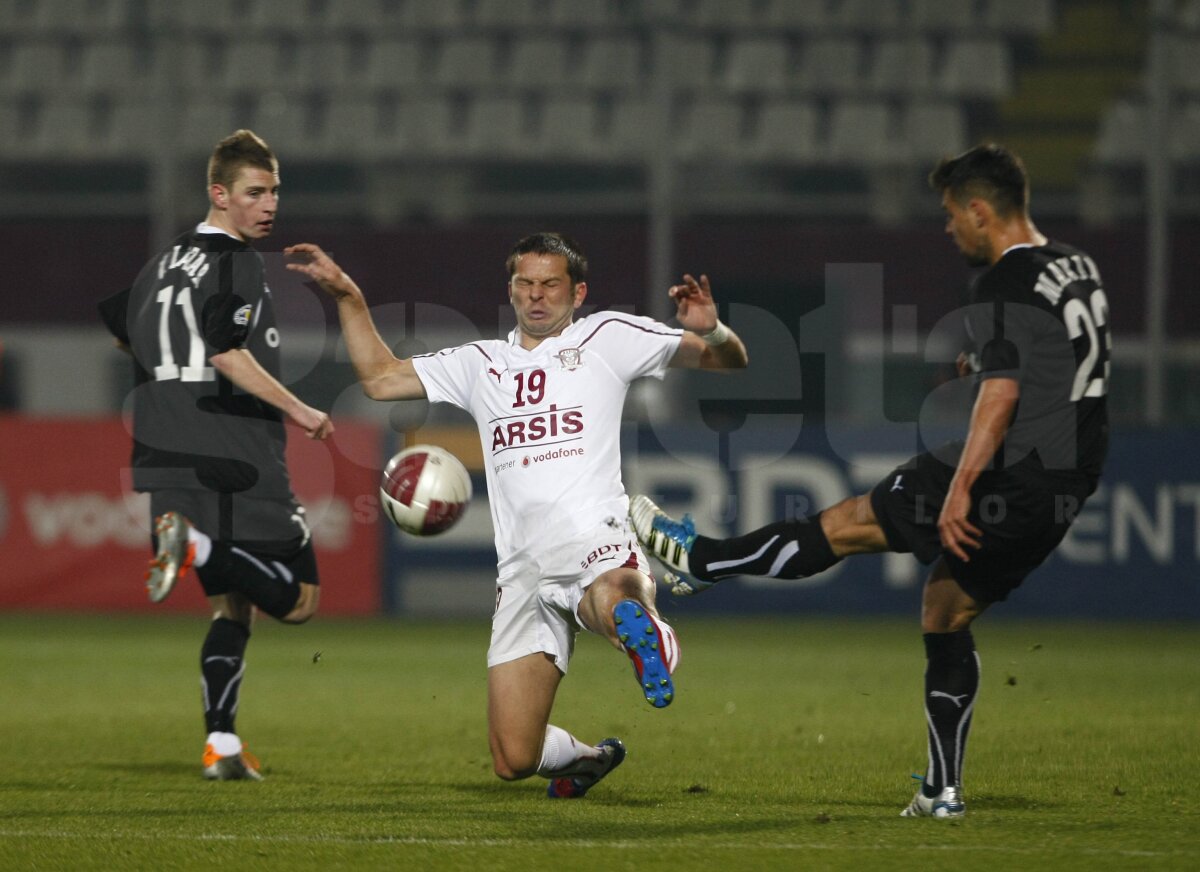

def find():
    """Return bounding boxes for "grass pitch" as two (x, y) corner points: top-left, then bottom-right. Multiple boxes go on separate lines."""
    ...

(0, 613), (1196, 870)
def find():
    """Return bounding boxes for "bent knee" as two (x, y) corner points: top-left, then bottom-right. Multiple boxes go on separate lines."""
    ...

(280, 584), (319, 624)
(492, 755), (537, 782)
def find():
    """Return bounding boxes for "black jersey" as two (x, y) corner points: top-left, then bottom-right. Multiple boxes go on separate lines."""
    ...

(102, 227), (292, 497)
(964, 240), (1110, 481)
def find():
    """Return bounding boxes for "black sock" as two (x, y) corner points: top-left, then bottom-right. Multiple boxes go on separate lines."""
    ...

(201, 618), (250, 735)
(199, 543), (302, 619)
(921, 629), (979, 797)
(689, 515), (839, 581)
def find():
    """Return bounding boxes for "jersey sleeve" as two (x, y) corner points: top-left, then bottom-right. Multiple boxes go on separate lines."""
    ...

(97, 287), (131, 345)
(580, 314), (684, 383)
(411, 343), (492, 410)
(200, 250), (262, 353)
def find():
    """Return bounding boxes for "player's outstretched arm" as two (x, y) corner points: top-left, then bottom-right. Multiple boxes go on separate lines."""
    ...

(209, 348), (334, 440)
(666, 274), (749, 370)
(284, 243), (427, 401)
(938, 377), (1019, 561)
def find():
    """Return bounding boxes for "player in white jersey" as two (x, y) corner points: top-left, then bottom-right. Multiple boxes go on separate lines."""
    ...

(285, 232), (747, 797)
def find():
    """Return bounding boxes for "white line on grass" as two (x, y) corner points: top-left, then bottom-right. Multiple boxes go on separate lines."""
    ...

(0, 830), (1183, 858)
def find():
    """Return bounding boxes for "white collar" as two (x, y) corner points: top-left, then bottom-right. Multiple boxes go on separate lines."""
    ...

(195, 221), (241, 241)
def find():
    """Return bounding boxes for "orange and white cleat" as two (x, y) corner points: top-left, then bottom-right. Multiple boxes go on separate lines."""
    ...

(146, 512), (195, 603)
(203, 737), (263, 781)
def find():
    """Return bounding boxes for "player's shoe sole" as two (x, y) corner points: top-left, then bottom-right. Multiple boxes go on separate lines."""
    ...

(546, 738), (626, 799)
(202, 744), (264, 781)
(900, 783), (965, 818)
(614, 600), (679, 708)
(146, 512), (195, 604)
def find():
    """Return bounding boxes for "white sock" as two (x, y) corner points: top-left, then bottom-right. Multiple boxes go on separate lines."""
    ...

(206, 731), (241, 756)
(188, 526), (212, 567)
(536, 724), (600, 778)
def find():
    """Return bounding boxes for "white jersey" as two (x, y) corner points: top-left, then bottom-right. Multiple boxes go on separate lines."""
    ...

(412, 312), (683, 565)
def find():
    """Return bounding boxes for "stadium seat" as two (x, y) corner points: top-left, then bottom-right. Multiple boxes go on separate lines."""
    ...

(676, 98), (745, 160)
(370, 95), (459, 157)
(580, 37), (644, 91)
(506, 37), (570, 89)
(547, 0), (621, 28)
(653, 34), (717, 91)
(761, 0), (829, 30)
(0, 42), (67, 94)
(464, 96), (536, 159)
(938, 38), (1013, 98)
(909, 0), (976, 33)
(797, 37), (863, 95)
(902, 100), (968, 161)
(828, 0), (902, 33)
(434, 37), (501, 88)
(722, 37), (791, 94)
(1169, 37), (1200, 94)
(866, 38), (935, 96)
(177, 101), (259, 155)
(981, 0), (1056, 35)
(1170, 101), (1200, 162)
(1093, 99), (1146, 164)
(693, 0), (765, 29)
(826, 100), (894, 165)
(364, 39), (426, 90)
(605, 97), (657, 160)
(539, 95), (604, 159)
(403, 0), (467, 30)
(472, 0), (543, 28)
(149, 0), (241, 34)
(749, 99), (820, 164)
(77, 40), (153, 94)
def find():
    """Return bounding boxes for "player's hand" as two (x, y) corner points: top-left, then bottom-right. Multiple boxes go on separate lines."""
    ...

(284, 243), (359, 301)
(937, 486), (982, 562)
(292, 404), (334, 440)
(669, 273), (718, 333)
(956, 351), (979, 378)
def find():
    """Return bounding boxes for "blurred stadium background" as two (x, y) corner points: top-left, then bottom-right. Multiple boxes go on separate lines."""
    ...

(1, 0), (1196, 621)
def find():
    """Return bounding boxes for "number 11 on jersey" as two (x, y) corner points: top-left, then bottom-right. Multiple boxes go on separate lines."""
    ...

(154, 285), (214, 383)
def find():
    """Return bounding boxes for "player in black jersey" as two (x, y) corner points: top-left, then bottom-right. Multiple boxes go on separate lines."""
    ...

(99, 130), (333, 781)
(631, 144), (1109, 818)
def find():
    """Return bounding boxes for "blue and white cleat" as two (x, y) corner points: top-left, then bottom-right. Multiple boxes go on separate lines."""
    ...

(546, 738), (626, 799)
(628, 495), (712, 596)
(901, 778), (966, 818)
(613, 600), (679, 708)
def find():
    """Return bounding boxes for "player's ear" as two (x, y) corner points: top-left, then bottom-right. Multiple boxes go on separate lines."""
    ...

(210, 183), (229, 209)
(572, 281), (587, 309)
(967, 198), (991, 229)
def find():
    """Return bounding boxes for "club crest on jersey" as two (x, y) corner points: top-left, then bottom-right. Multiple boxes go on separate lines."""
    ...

(233, 304), (253, 326)
(556, 348), (583, 370)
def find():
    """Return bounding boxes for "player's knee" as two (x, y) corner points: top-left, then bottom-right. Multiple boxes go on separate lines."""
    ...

(280, 584), (319, 625)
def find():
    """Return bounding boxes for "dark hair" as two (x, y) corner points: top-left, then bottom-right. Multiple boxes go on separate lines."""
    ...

(505, 232), (588, 284)
(207, 129), (278, 189)
(928, 143), (1030, 218)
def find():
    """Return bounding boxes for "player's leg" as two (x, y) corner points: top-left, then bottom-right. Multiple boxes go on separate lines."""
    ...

(199, 591), (263, 781)
(487, 652), (563, 780)
(578, 567), (680, 708)
(902, 558), (989, 818)
(630, 493), (887, 592)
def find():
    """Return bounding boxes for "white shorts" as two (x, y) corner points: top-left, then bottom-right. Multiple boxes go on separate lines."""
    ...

(487, 520), (652, 674)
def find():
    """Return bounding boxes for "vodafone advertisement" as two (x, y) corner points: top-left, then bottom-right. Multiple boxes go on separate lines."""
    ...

(0, 416), (383, 614)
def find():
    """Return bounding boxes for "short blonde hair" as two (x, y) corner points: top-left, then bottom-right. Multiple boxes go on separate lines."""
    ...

(207, 129), (278, 190)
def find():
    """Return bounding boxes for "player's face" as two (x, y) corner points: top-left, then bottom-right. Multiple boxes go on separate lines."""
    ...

(508, 253), (586, 345)
(214, 167), (280, 241)
(941, 191), (991, 267)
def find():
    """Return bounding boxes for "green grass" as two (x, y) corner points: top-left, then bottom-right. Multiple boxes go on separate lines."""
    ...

(1, 614), (1196, 870)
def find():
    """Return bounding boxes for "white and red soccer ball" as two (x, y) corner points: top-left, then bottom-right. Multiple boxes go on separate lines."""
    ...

(379, 445), (472, 536)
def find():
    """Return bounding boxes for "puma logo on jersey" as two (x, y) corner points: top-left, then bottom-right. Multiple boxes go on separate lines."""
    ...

(929, 691), (969, 708)
(487, 367), (504, 384)
(890, 475), (904, 492)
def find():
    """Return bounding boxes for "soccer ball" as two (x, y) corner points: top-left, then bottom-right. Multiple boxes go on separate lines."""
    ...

(379, 445), (472, 536)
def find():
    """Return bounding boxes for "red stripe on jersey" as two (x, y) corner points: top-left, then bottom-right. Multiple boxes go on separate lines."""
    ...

(382, 452), (426, 507)
(413, 343), (494, 363)
(577, 317), (679, 348)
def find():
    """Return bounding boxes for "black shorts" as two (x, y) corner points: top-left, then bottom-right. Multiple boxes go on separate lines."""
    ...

(149, 488), (319, 588)
(868, 442), (1096, 603)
